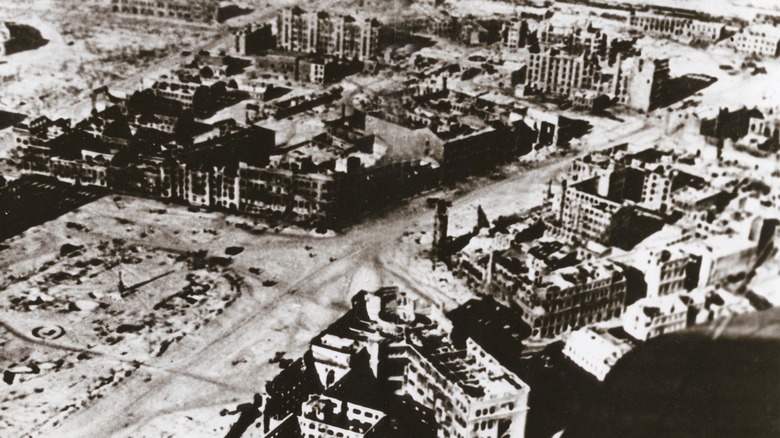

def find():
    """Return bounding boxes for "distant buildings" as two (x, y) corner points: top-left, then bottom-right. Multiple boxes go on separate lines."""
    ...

(277, 7), (381, 61)
(110, 0), (219, 23)
(731, 25), (780, 57)
(262, 287), (530, 438)
(628, 10), (726, 43)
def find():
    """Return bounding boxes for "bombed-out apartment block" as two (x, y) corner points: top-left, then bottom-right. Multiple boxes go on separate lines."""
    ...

(505, 15), (677, 112)
(501, 18), (533, 50)
(550, 145), (678, 246)
(110, 0), (219, 23)
(234, 24), (275, 56)
(359, 110), (521, 182)
(277, 7), (381, 61)
(262, 287), (530, 438)
(526, 47), (670, 112)
(254, 53), (361, 84)
(698, 105), (780, 152)
(502, 249), (627, 339)
(383, 11), (457, 41)
(452, 215), (627, 338)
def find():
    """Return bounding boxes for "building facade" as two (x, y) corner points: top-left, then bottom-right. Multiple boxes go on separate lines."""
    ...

(390, 335), (530, 438)
(732, 25), (780, 57)
(278, 7), (380, 61)
(628, 11), (725, 42)
(512, 260), (627, 338)
(110, 0), (219, 23)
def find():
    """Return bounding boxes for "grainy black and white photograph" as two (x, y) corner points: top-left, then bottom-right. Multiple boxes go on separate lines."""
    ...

(1, 0), (779, 437)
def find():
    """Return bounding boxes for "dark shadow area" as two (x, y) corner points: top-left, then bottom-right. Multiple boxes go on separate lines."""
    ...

(218, 4), (253, 23)
(563, 307), (780, 438)
(0, 175), (104, 242)
(651, 74), (717, 111)
(3, 22), (48, 55)
(0, 110), (26, 131)
(447, 297), (532, 372)
(520, 343), (602, 438)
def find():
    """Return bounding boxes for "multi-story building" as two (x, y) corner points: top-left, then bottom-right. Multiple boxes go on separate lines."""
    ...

(511, 259), (627, 338)
(527, 48), (599, 103)
(553, 145), (677, 245)
(624, 57), (671, 112)
(691, 234), (758, 287)
(110, 0), (219, 23)
(298, 394), (386, 437)
(526, 47), (668, 112)
(234, 23), (275, 56)
(501, 19), (532, 50)
(731, 25), (780, 57)
(390, 334), (530, 438)
(620, 245), (697, 299)
(519, 12), (671, 112)
(563, 327), (634, 381)
(622, 293), (694, 341)
(628, 10), (725, 42)
(538, 21), (609, 56)
(263, 287), (530, 438)
(558, 176), (624, 243)
(277, 7), (380, 61)
(150, 80), (198, 109)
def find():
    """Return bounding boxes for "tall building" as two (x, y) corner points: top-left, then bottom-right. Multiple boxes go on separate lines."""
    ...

(277, 7), (380, 61)
(527, 48), (598, 102)
(501, 19), (531, 50)
(625, 58), (670, 112)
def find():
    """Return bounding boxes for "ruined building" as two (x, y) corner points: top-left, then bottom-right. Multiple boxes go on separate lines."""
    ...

(277, 7), (381, 61)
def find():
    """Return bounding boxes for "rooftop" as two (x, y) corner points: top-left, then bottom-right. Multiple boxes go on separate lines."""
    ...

(410, 331), (528, 399)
